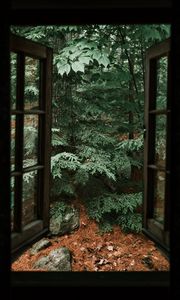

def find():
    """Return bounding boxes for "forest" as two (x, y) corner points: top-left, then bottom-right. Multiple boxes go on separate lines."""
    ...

(11, 25), (170, 271)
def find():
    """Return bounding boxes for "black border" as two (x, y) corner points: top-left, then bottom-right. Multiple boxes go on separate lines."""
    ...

(1, 0), (180, 293)
(171, 7), (180, 295)
(0, 0), (11, 290)
(10, 8), (172, 25)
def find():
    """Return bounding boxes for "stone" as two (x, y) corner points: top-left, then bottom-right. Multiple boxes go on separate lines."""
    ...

(30, 238), (52, 255)
(34, 247), (71, 271)
(50, 207), (79, 236)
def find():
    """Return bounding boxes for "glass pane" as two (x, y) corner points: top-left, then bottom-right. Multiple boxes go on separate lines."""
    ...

(11, 115), (16, 171)
(23, 115), (39, 167)
(11, 177), (15, 231)
(155, 115), (167, 167)
(156, 56), (168, 110)
(22, 170), (38, 226)
(10, 52), (17, 110)
(25, 57), (40, 110)
(153, 171), (166, 224)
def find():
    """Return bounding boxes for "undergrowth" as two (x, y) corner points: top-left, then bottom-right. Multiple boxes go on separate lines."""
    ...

(85, 192), (143, 233)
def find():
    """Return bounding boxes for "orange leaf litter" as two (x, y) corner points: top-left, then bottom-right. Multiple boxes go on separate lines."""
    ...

(11, 199), (169, 272)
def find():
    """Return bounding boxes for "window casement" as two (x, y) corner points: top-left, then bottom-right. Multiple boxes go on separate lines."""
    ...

(143, 38), (171, 252)
(10, 34), (53, 253)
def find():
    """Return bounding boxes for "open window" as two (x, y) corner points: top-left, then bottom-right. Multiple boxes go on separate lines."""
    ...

(143, 38), (171, 252)
(9, 31), (171, 257)
(10, 34), (53, 253)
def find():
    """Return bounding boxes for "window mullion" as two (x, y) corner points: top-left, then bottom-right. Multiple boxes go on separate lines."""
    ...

(13, 52), (25, 232)
(164, 53), (171, 231)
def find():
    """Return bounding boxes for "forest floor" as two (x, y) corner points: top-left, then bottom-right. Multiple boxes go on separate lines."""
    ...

(12, 198), (169, 272)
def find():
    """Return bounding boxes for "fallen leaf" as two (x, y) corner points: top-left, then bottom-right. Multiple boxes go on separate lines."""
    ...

(95, 244), (103, 251)
(107, 245), (114, 251)
(80, 247), (86, 252)
(128, 254), (132, 257)
(150, 246), (156, 252)
(114, 250), (122, 257)
(81, 222), (87, 227)
(96, 258), (109, 265)
(130, 259), (135, 266)
(97, 259), (104, 265)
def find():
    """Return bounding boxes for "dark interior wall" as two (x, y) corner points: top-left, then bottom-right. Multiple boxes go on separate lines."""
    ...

(11, 0), (172, 9)
(0, 1), (10, 288)
(1, 0), (179, 290)
(171, 16), (180, 292)
(10, 0), (172, 24)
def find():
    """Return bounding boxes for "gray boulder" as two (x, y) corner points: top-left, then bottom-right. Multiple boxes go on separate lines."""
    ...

(34, 247), (71, 271)
(30, 238), (52, 255)
(50, 206), (79, 236)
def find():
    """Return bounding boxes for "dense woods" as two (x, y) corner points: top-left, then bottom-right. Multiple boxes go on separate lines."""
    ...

(11, 24), (170, 233)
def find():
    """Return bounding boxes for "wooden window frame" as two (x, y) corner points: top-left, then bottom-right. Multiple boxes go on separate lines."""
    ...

(10, 34), (52, 253)
(143, 38), (171, 252)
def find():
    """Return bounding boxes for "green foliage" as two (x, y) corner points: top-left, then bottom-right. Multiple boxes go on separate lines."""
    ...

(23, 170), (36, 183)
(117, 213), (142, 233)
(11, 24), (170, 233)
(80, 149), (116, 181)
(51, 152), (81, 179)
(99, 220), (114, 234)
(116, 136), (143, 153)
(54, 39), (110, 76)
(85, 192), (142, 233)
(116, 136), (144, 169)
(50, 201), (70, 218)
(25, 85), (39, 96)
(51, 128), (68, 147)
(23, 126), (38, 156)
(51, 176), (76, 198)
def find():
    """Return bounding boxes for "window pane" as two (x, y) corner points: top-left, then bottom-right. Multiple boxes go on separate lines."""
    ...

(153, 171), (166, 224)
(10, 52), (17, 110)
(11, 177), (15, 231)
(11, 115), (16, 171)
(22, 170), (38, 226)
(156, 56), (168, 110)
(23, 115), (39, 167)
(155, 115), (167, 167)
(25, 57), (40, 110)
